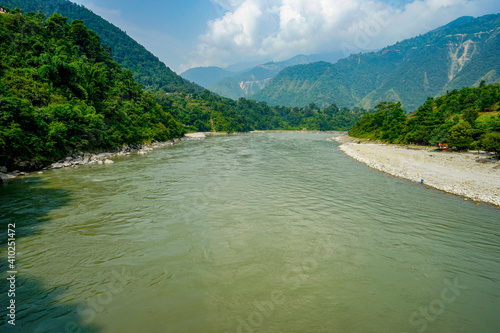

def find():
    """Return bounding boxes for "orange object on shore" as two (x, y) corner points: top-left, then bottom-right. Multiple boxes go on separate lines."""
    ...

(438, 143), (449, 149)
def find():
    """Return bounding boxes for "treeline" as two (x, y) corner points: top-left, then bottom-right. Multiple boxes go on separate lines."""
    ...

(0, 10), (184, 169)
(157, 94), (366, 133)
(349, 83), (500, 154)
(0, 9), (365, 170)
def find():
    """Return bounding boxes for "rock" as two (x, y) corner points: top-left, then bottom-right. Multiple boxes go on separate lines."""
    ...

(38, 171), (43, 174)
(0, 166), (7, 173)
(65, 156), (73, 162)
(184, 132), (206, 140)
(104, 159), (114, 164)
(51, 163), (64, 169)
(16, 161), (29, 169)
(137, 150), (147, 155)
(97, 160), (103, 165)
(63, 161), (72, 168)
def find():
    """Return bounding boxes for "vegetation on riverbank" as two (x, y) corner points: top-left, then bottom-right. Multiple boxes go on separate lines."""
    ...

(0, 9), (186, 169)
(349, 83), (500, 155)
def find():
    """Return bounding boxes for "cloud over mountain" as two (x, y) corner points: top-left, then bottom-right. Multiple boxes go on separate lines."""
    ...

(184, 0), (500, 70)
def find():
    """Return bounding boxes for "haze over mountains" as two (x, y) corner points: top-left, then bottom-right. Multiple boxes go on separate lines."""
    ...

(252, 14), (500, 112)
(180, 52), (344, 100)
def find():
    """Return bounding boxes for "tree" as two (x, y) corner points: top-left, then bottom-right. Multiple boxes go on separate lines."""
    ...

(447, 121), (474, 150)
(480, 132), (500, 157)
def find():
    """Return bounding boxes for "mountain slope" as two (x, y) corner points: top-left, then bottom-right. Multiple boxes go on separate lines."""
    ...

(183, 53), (344, 100)
(181, 66), (236, 89)
(1, 0), (202, 93)
(0, 10), (184, 169)
(253, 14), (500, 112)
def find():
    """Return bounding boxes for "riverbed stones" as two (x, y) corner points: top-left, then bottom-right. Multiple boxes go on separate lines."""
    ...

(51, 162), (64, 169)
(5, 134), (207, 180)
(334, 135), (500, 207)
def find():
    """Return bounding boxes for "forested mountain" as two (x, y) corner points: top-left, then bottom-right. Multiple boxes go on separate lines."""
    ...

(253, 14), (500, 112)
(349, 83), (500, 153)
(182, 53), (344, 100)
(0, 0), (202, 93)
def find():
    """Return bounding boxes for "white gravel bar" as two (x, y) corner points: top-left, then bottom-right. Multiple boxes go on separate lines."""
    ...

(331, 136), (500, 207)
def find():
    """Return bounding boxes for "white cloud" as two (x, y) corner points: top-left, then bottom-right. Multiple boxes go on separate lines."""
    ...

(183, 0), (500, 70)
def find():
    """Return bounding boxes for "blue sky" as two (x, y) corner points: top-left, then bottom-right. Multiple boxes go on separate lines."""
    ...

(71, 0), (500, 74)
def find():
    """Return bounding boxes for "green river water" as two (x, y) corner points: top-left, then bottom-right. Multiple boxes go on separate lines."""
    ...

(1, 132), (499, 333)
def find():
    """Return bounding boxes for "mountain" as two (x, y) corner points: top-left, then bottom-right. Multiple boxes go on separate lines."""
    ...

(253, 14), (500, 112)
(182, 52), (344, 100)
(1, 0), (202, 93)
(181, 66), (236, 89)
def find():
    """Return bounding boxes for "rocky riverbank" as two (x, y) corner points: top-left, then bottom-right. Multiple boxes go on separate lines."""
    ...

(0, 133), (207, 182)
(331, 135), (500, 207)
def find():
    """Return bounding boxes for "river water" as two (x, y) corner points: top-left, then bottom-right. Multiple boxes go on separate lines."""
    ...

(1, 132), (499, 333)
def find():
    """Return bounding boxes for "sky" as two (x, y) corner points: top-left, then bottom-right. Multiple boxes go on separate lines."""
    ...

(70, 0), (500, 74)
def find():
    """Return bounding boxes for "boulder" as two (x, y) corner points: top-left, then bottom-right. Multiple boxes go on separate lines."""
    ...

(184, 133), (206, 140)
(51, 163), (64, 169)
(104, 159), (114, 164)
(0, 166), (7, 173)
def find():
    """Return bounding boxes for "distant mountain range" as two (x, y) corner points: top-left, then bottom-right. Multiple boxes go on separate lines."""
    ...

(252, 14), (500, 112)
(181, 52), (344, 100)
(1, 0), (202, 94)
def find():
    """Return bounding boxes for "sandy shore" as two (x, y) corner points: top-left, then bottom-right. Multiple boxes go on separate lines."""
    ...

(331, 135), (500, 207)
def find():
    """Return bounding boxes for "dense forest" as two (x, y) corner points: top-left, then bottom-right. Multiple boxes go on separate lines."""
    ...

(0, 9), (185, 169)
(0, 8), (365, 170)
(349, 83), (500, 154)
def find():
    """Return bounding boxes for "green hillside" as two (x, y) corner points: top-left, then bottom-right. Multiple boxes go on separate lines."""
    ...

(0, 10), (184, 169)
(253, 14), (500, 112)
(0, 0), (202, 93)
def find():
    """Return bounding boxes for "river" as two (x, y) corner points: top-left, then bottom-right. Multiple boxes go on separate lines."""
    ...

(1, 132), (499, 332)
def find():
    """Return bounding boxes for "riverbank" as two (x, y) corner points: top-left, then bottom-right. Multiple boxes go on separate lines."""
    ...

(0, 133), (208, 182)
(331, 135), (500, 206)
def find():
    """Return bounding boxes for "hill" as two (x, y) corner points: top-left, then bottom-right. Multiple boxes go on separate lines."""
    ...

(0, 10), (184, 169)
(0, 0), (202, 93)
(253, 14), (500, 112)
